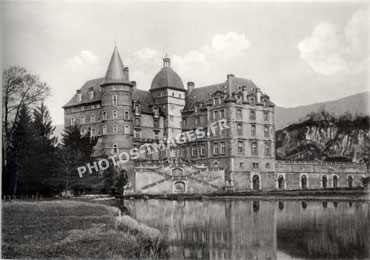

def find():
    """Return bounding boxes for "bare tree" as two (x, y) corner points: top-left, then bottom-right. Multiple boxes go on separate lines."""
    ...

(2, 66), (50, 169)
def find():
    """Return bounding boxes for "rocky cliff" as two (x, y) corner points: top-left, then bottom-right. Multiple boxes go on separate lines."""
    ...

(276, 111), (370, 164)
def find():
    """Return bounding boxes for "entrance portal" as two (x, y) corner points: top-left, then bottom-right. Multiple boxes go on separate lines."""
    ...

(252, 175), (260, 191)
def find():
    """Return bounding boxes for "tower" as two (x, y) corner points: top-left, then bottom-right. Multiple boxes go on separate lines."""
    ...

(100, 46), (134, 170)
(150, 55), (185, 157)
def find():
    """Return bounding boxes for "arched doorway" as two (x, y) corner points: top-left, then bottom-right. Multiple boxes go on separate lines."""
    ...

(278, 175), (285, 190)
(301, 175), (307, 189)
(252, 175), (260, 191)
(333, 175), (339, 188)
(322, 175), (328, 188)
(347, 175), (353, 188)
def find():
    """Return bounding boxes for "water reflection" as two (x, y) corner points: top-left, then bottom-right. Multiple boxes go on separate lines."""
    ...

(125, 199), (369, 260)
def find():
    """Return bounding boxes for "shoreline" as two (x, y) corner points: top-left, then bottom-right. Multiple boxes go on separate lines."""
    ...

(121, 187), (370, 201)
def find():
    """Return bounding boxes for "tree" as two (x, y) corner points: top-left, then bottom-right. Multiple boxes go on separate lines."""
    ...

(60, 125), (98, 196)
(2, 67), (50, 173)
(4, 104), (34, 196)
(29, 103), (62, 196)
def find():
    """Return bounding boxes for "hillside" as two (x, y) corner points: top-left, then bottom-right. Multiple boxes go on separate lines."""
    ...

(276, 111), (370, 164)
(275, 92), (370, 130)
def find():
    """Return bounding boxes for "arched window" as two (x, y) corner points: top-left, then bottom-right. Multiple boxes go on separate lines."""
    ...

(102, 112), (107, 120)
(301, 175), (307, 189)
(347, 175), (353, 188)
(322, 175), (328, 188)
(252, 175), (260, 191)
(278, 175), (285, 190)
(333, 175), (339, 188)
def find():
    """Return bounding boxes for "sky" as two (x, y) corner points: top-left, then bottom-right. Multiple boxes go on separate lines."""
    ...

(2, 1), (369, 125)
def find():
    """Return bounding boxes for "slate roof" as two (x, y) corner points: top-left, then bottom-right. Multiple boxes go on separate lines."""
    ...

(101, 47), (130, 85)
(150, 67), (185, 91)
(63, 78), (154, 114)
(183, 77), (274, 111)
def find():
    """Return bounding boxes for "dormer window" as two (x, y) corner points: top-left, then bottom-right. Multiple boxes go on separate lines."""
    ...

(135, 105), (139, 115)
(76, 91), (82, 102)
(250, 97), (256, 106)
(194, 106), (198, 113)
(154, 107), (159, 117)
(89, 90), (94, 100)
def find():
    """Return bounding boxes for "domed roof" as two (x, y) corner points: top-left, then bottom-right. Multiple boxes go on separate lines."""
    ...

(150, 57), (185, 91)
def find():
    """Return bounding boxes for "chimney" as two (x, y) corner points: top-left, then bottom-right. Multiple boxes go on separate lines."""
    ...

(227, 74), (235, 79)
(124, 67), (129, 81)
(131, 81), (137, 91)
(76, 90), (82, 102)
(187, 81), (195, 94)
(256, 88), (261, 103)
(242, 86), (247, 101)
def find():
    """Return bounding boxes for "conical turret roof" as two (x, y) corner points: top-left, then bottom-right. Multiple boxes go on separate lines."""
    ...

(101, 47), (130, 85)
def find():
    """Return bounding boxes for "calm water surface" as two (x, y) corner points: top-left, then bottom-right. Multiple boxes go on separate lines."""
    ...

(123, 199), (369, 260)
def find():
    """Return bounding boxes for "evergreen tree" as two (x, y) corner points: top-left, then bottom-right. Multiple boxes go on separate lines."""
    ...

(60, 125), (98, 196)
(5, 104), (34, 196)
(29, 103), (62, 196)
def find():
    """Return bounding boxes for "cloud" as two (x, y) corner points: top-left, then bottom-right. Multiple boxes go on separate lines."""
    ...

(66, 50), (100, 70)
(128, 32), (252, 89)
(298, 9), (369, 75)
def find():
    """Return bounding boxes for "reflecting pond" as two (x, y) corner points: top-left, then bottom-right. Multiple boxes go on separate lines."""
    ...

(124, 199), (370, 260)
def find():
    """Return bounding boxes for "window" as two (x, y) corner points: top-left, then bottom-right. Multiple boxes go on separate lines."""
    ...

(135, 105), (139, 115)
(135, 118), (140, 126)
(220, 110), (224, 118)
(240, 162), (244, 168)
(195, 117), (200, 125)
(172, 92), (175, 97)
(90, 114), (96, 123)
(71, 117), (76, 126)
(253, 163), (259, 169)
(238, 141), (244, 153)
(263, 100), (268, 107)
(213, 98), (218, 106)
(102, 112), (107, 120)
(237, 109), (242, 118)
(113, 110), (117, 119)
(191, 146), (197, 157)
(237, 124), (243, 135)
(213, 143), (219, 155)
(80, 116), (85, 124)
(81, 106), (85, 111)
(250, 110), (256, 120)
(213, 110), (218, 120)
(220, 96), (224, 104)
(251, 124), (256, 136)
(266, 163), (270, 169)
(134, 129), (140, 138)
(154, 107), (159, 117)
(124, 125), (130, 134)
(113, 144), (118, 154)
(154, 119), (159, 128)
(200, 144), (206, 156)
(89, 90), (94, 99)
(113, 125), (118, 133)
(146, 146), (152, 159)
(90, 128), (95, 137)
(153, 131), (159, 140)
(103, 125), (107, 135)
(250, 97), (256, 106)
(220, 142), (225, 155)
(264, 111), (269, 121)
(170, 115), (174, 121)
(96, 104), (100, 108)
(181, 147), (186, 157)
(194, 106), (198, 113)
(265, 142), (271, 156)
(179, 94), (182, 98)
(251, 141), (258, 155)
(264, 125), (269, 137)
(112, 95), (117, 105)
(124, 111), (129, 120)
(90, 104), (94, 110)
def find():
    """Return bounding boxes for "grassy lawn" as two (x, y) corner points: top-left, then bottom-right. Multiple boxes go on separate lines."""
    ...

(2, 200), (167, 259)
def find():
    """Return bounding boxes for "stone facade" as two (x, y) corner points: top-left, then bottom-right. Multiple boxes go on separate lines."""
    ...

(63, 47), (368, 193)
